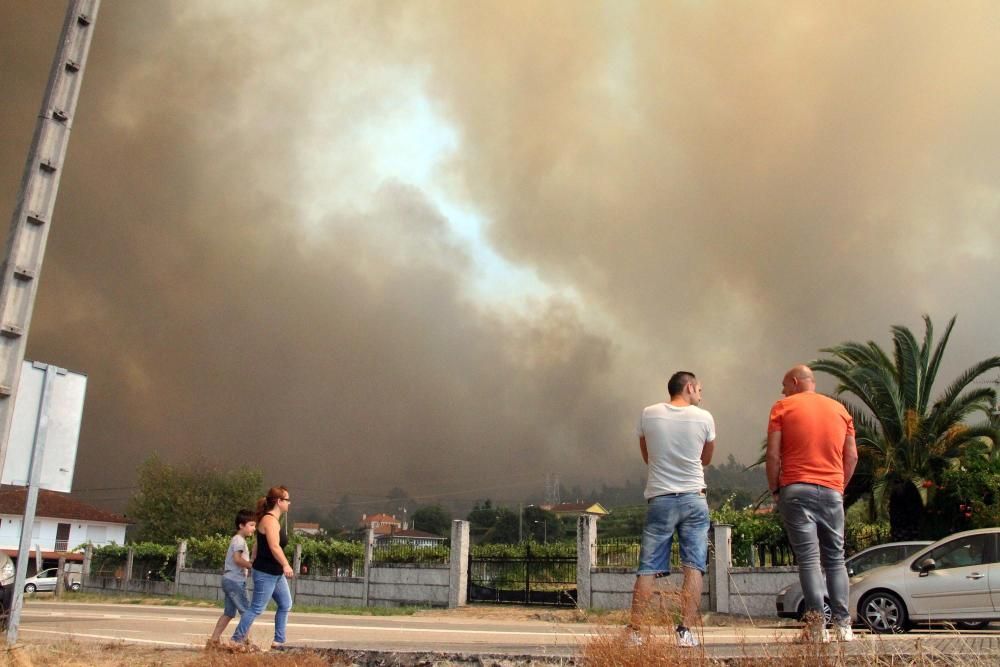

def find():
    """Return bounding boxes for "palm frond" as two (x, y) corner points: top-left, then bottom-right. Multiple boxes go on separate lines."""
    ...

(932, 358), (1000, 419)
(891, 322), (923, 412)
(921, 315), (957, 412)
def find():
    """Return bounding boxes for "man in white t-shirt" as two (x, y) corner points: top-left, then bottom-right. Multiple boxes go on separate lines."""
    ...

(629, 371), (716, 648)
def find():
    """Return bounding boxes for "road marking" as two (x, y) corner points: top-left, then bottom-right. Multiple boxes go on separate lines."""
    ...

(19, 627), (199, 648)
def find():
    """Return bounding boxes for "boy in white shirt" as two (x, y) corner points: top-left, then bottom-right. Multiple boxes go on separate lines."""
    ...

(208, 509), (256, 647)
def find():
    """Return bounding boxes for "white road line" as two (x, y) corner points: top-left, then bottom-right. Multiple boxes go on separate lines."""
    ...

(19, 627), (199, 648)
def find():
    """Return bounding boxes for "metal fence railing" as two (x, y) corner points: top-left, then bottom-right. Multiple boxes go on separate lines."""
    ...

(371, 540), (450, 565)
(595, 537), (681, 570)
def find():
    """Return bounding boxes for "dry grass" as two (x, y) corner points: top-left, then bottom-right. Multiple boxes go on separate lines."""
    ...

(584, 624), (998, 666)
(0, 641), (344, 667)
(583, 594), (997, 666)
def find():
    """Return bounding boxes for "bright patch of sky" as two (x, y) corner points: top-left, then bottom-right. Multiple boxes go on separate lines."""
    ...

(301, 75), (581, 310)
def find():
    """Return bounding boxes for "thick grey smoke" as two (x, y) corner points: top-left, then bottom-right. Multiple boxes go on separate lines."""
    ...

(2, 2), (998, 512)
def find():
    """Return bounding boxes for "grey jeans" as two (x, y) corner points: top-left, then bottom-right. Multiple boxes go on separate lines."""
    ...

(778, 483), (850, 626)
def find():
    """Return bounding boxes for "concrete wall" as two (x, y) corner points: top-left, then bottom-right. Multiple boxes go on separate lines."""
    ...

(88, 564), (447, 608)
(367, 564), (449, 607)
(84, 574), (174, 596)
(725, 566), (799, 617)
(589, 567), (710, 612)
(295, 575), (365, 608)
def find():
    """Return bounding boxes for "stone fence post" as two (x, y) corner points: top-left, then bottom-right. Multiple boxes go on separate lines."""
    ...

(82, 544), (93, 582)
(576, 515), (598, 609)
(362, 526), (375, 607)
(124, 547), (135, 592)
(173, 540), (187, 595)
(448, 520), (470, 608)
(55, 556), (66, 598)
(710, 524), (732, 613)
(292, 543), (303, 599)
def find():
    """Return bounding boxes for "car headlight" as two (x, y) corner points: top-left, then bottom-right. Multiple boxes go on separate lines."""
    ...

(777, 585), (791, 596)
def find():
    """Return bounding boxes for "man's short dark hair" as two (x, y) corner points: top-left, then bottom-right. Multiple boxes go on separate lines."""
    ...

(235, 509), (255, 529)
(667, 371), (697, 398)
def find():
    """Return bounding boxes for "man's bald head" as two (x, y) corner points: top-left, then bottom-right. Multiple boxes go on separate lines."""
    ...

(781, 364), (816, 396)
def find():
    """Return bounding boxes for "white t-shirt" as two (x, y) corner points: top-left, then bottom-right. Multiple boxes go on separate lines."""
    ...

(637, 403), (716, 499)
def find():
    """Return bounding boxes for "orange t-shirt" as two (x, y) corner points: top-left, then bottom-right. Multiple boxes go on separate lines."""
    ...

(768, 392), (855, 492)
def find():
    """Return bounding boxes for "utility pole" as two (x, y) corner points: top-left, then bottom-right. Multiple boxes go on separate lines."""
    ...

(0, 0), (101, 481)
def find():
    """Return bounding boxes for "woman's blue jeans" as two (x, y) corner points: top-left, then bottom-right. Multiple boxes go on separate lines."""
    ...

(231, 568), (292, 643)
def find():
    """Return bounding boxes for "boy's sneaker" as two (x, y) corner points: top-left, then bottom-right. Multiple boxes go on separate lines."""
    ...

(676, 625), (699, 648)
(833, 624), (855, 642)
(625, 626), (645, 647)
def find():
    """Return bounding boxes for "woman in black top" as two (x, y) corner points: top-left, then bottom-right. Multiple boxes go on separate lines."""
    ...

(231, 486), (294, 649)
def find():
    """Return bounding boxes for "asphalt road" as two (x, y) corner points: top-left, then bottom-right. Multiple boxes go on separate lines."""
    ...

(15, 600), (1000, 660)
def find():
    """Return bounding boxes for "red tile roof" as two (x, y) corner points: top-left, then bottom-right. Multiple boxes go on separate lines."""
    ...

(0, 548), (83, 561)
(0, 485), (129, 524)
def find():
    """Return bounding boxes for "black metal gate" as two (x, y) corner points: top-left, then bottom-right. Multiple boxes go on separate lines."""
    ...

(468, 545), (577, 606)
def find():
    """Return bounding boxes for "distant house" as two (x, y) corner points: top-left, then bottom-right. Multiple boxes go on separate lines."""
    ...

(293, 521), (322, 536)
(360, 512), (402, 537)
(374, 528), (447, 548)
(544, 502), (610, 519)
(0, 485), (129, 567)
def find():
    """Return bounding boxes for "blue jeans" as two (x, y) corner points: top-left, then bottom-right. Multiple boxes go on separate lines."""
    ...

(778, 483), (850, 626)
(232, 569), (292, 643)
(637, 492), (710, 576)
(221, 577), (250, 617)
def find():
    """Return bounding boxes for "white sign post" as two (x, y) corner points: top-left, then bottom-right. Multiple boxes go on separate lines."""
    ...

(4, 362), (87, 643)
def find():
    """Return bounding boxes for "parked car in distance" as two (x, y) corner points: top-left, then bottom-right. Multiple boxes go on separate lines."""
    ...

(777, 541), (931, 623)
(24, 567), (81, 593)
(850, 527), (999, 633)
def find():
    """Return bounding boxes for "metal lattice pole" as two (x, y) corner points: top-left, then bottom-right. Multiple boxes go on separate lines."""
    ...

(0, 0), (101, 482)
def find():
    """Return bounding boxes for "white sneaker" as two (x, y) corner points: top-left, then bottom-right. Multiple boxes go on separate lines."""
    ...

(676, 626), (699, 648)
(625, 628), (645, 647)
(834, 624), (854, 642)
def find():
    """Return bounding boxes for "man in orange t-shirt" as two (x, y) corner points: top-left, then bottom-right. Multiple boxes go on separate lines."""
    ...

(766, 365), (858, 642)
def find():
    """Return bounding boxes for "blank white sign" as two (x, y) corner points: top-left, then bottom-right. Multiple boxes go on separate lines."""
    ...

(1, 361), (87, 493)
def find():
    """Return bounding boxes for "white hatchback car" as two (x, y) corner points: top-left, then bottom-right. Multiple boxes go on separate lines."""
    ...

(776, 540), (931, 622)
(849, 527), (999, 633)
(24, 567), (81, 593)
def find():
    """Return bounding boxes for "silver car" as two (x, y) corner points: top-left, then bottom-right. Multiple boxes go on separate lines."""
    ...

(849, 528), (999, 633)
(24, 567), (82, 593)
(776, 541), (931, 623)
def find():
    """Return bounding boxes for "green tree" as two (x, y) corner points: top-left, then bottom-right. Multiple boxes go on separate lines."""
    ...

(126, 455), (263, 543)
(522, 505), (563, 543)
(467, 500), (499, 541)
(812, 315), (999, 540)
(483, 508), (520, 543)
(411, 504), (452, 536)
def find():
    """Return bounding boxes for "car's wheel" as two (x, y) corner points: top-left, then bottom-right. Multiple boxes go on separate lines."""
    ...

(956, 620), (990, 631)
(860, 590), (909, 634)
(797, 599), (833, 625)
(69, 582), (81, 592)
(23, 583), (35, 594)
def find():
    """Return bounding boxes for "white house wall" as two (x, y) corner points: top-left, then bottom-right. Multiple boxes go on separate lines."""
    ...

(0, 514), (125, 550)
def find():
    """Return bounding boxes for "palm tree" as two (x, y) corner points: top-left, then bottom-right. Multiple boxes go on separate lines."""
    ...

(812, 315), (999, 540)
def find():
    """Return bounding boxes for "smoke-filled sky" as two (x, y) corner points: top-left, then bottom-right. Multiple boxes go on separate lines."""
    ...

(2, 1), (998, 514)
